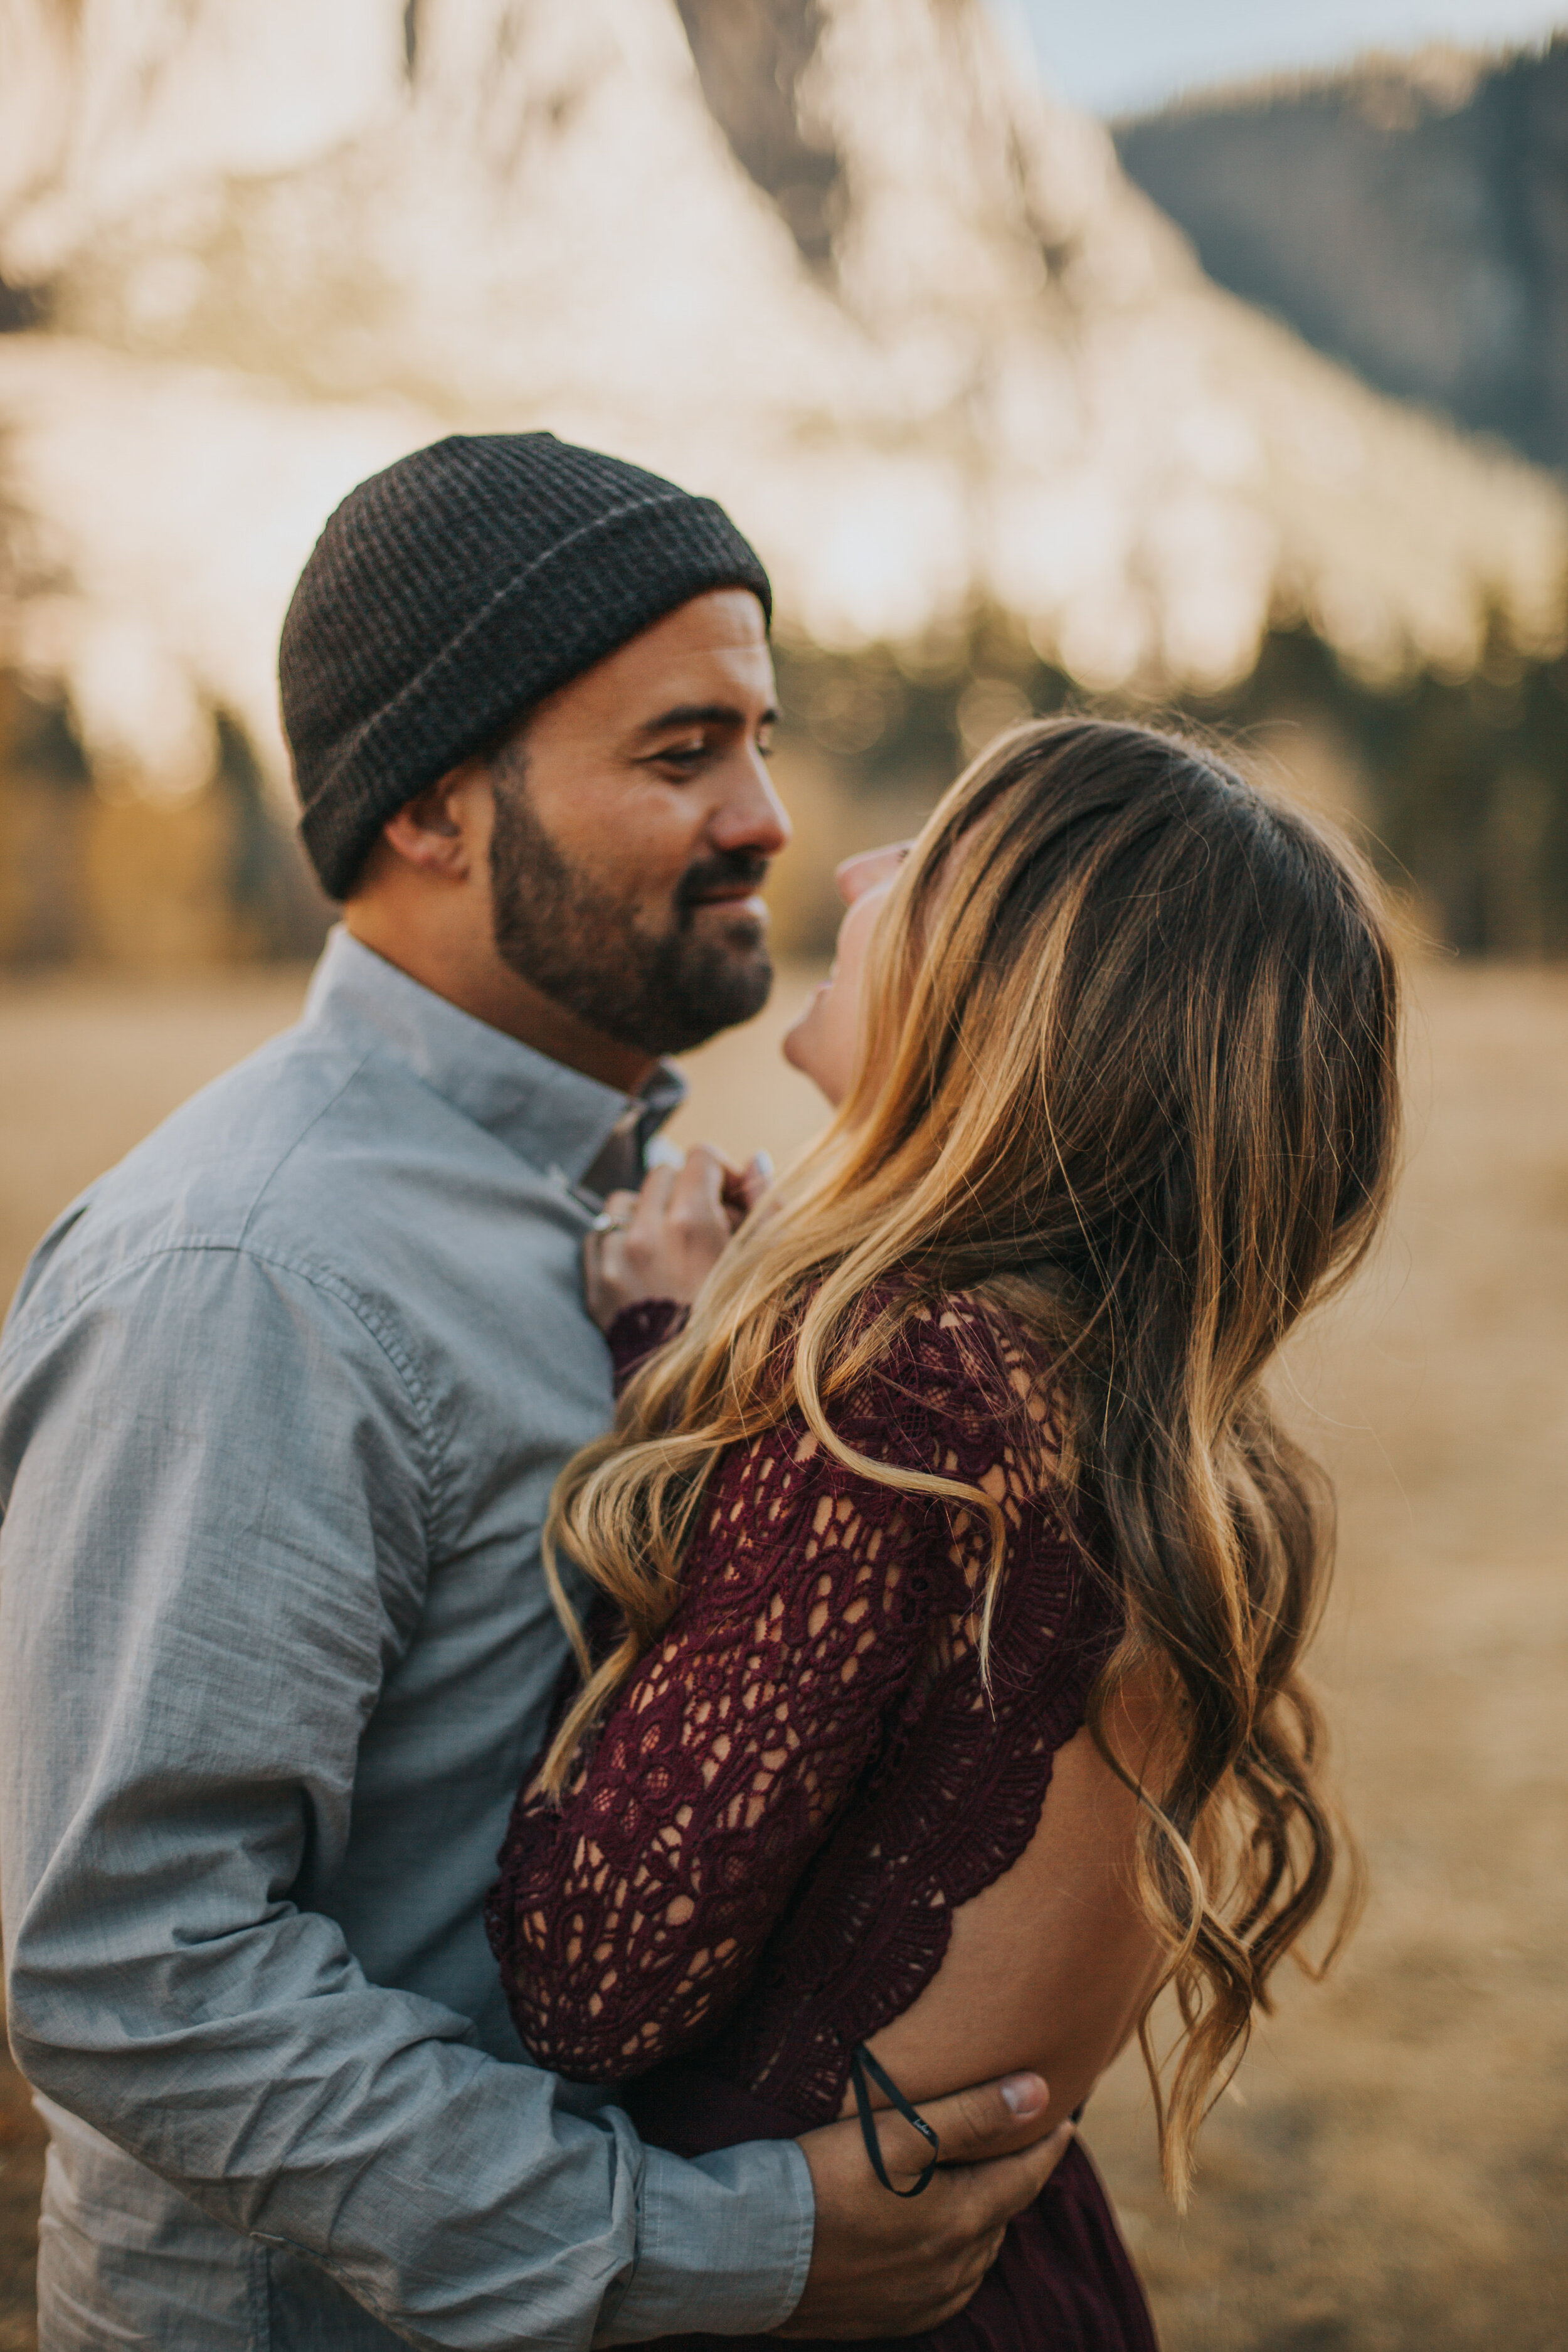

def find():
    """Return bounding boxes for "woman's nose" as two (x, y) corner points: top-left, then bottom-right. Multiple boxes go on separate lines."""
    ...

(836, 842), (911, 905)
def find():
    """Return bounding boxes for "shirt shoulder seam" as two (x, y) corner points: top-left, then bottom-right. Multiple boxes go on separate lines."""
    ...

(231, 1045), (378, 1248)
(1, 1237), (452, 1515)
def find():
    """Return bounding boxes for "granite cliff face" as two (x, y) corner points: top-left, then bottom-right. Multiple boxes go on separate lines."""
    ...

(0, 0), (1562, 807)
(1116, 38), (1568, 475)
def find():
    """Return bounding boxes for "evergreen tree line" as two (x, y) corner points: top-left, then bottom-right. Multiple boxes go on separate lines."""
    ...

(1, 615), (1563, 965)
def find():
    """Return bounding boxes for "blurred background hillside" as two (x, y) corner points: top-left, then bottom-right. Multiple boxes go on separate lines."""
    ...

(0, 0), (1565, 963)
(1, 5), (1566, 2350)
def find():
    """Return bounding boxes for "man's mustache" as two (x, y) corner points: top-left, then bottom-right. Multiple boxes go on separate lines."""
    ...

(674, 849), (772, 917)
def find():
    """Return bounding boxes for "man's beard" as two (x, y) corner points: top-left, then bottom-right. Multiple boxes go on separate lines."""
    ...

(489, 766), (775, 1058)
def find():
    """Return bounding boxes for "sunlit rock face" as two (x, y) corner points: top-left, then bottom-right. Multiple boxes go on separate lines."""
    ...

(0, 0), (1562, 805)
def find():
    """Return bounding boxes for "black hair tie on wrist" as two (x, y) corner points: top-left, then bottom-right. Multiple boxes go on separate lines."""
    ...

(849, 2043), (940, 2198)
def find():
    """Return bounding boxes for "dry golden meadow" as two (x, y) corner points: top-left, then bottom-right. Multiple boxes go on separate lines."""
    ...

(0, 956), (1564, 2349)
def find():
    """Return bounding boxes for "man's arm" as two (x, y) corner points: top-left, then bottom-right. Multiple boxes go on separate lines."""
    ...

(0, 1243), (810, 2351)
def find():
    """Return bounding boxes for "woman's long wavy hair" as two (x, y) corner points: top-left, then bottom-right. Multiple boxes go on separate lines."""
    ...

(541, 716), (1401, 2198)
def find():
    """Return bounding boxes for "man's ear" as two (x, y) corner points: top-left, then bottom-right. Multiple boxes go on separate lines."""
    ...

(379, 759), (492, 882)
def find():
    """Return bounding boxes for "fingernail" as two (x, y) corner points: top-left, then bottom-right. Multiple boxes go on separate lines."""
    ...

(1000, 2073), (1047, 2117)
(751, 1150), (774, 1179)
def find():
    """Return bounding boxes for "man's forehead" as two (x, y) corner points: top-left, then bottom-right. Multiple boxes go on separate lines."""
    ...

(532, 588), (773, 733)
(631, 586), (770, 664)
(616, 594), (775, 711)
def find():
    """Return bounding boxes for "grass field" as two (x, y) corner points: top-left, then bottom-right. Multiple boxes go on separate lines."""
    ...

(1, 956), (1565, 2349)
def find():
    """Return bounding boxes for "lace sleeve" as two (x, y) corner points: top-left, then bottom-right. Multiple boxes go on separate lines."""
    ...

(604, 1298), (686, 1394)
(485, 1316), (1007, 2084)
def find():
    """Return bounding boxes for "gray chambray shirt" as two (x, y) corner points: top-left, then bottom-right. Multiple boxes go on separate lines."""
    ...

(0, 929), (813, 2351)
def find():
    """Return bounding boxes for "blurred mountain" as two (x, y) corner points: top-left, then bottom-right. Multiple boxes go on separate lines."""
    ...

(1116, 38), (1568, 475)
(0, 0), (1562, 825)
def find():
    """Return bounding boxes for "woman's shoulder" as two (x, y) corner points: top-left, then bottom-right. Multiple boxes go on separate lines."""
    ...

(879, 1291), (1120, 1665)
(839, 1283), (1064, 1474)
(858, 1278), (1051, 1370)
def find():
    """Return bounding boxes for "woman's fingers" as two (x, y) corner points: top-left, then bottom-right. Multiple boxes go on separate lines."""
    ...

(581, 1149), (736, 1330)
(728, 1148), (774, 1222)
(668, 1144), (727, 1230)
(629, 1164), (676, 1227)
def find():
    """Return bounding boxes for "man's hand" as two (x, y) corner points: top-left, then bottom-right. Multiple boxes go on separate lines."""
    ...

(777, 2073), (1073, 2339)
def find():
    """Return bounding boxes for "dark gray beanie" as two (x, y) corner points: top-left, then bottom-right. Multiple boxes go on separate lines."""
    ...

(280, 432), (773, 898)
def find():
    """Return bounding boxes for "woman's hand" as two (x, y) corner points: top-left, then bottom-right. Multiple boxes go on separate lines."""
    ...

(583, 1145), (770, 1332)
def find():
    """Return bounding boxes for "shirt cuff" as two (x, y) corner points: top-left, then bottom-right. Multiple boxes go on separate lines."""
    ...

(595, 2136), (815, 2346)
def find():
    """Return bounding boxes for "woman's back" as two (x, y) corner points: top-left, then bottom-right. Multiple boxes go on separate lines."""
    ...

(489, 1293), (1160, 2348)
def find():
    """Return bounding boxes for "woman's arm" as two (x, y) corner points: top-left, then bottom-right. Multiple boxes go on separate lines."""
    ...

(487, 1412), (948, 2082)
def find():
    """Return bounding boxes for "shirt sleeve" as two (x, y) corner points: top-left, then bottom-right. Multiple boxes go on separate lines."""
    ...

(0, 1242), (812, 2351)
(487, 1355), (967, 2084)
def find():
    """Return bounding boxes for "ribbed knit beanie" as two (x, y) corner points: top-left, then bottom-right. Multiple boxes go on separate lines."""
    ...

(280, 433), (772, 898)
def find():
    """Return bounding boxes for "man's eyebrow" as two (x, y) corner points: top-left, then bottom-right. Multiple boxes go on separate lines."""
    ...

(633, 700), (780, 739)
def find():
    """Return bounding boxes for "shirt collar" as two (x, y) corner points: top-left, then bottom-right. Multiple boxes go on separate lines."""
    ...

(302, 927), (686, 1189)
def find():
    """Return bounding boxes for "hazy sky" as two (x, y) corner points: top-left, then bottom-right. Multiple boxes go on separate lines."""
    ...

(993, 0), (1565, 118)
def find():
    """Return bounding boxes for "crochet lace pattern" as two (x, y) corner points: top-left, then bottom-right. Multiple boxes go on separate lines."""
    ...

(486, 1291), (1121, 2128)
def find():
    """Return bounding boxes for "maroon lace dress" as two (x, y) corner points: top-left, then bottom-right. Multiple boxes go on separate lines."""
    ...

(487, 1295), (1158, 2351)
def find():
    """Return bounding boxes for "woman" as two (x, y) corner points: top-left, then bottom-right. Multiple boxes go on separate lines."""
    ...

(485, 718), (1401, 2348)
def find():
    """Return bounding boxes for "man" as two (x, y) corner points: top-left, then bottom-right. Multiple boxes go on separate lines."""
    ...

(0, 435), (1067, 2349)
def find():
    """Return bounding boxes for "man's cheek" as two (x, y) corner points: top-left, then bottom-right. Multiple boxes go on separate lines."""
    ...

(627, 887), (687, 943)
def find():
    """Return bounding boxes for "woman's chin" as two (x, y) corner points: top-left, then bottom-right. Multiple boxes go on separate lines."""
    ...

(781, 1020), (813, 1082)
(781, 1020), (840, 1108)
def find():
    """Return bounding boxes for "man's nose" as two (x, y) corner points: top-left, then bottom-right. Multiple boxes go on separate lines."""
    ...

(709, 748), (792, 859)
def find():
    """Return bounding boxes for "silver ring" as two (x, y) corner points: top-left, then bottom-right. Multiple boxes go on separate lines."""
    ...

(590, 1210), (631, 1234)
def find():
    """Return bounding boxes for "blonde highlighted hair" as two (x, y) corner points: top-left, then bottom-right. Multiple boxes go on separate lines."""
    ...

(542, 716), (1401, 2198)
